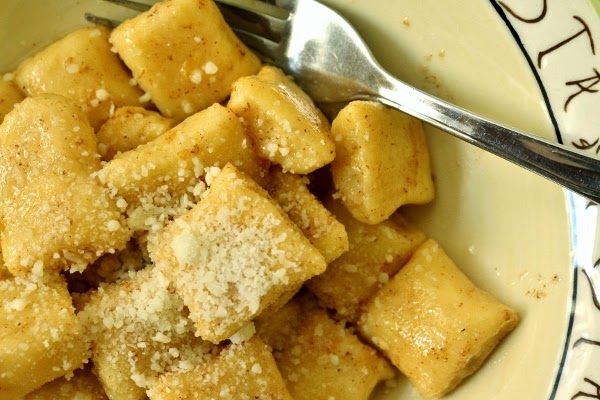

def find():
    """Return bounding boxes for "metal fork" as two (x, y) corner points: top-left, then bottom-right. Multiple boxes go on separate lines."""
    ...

(88, 0), (600, 203)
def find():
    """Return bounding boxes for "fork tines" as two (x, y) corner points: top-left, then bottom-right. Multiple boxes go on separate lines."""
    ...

(87, 0), (288, 41)
(86, 0), (292, 64)
(216, 1), (287, 43)
(99, 0), (152, 12)
(83, 13), (120, 28)
(84, 0), (151, 27)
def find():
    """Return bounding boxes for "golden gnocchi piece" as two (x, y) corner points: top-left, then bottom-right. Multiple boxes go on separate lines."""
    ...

(77, 267), (216, 400)
(14, 27), (144, 130)
(306, 197), (426, 322)
(0, 94), (130, 276)
(110, 0), (261, 121)
(256, 292), (395, 400)
(0, 75), (24, 124)
(148, 336), (293, 400)
(358, 239), (520, 399)
(96, 106), (176, 161)
(0, 275), (90, 400)
(266, 168), (349, 264)
(331, 100), (435, 224)
(228, 66), (335, 174)
(150, 164), (327, 343)
(22, 367), (108, 400)
(258, 283), (304, 319)
(97, 103), (269, 233)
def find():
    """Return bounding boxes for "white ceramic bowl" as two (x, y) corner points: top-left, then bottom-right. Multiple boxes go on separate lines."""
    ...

(1, 1), (598, 399)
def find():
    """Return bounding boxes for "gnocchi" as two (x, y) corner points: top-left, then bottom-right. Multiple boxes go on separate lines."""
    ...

(0, 0), (519, 399)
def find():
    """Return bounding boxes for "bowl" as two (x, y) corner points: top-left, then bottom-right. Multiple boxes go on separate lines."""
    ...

(0, 0), (597, 399)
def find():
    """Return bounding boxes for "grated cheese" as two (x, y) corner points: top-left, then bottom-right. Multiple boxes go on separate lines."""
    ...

(202, 61), (218, 75)
(78, 268), (216, 391)
(65, 63), (79, 74)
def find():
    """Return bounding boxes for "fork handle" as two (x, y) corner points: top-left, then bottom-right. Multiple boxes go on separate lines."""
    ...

(369, 71), (600, 204)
